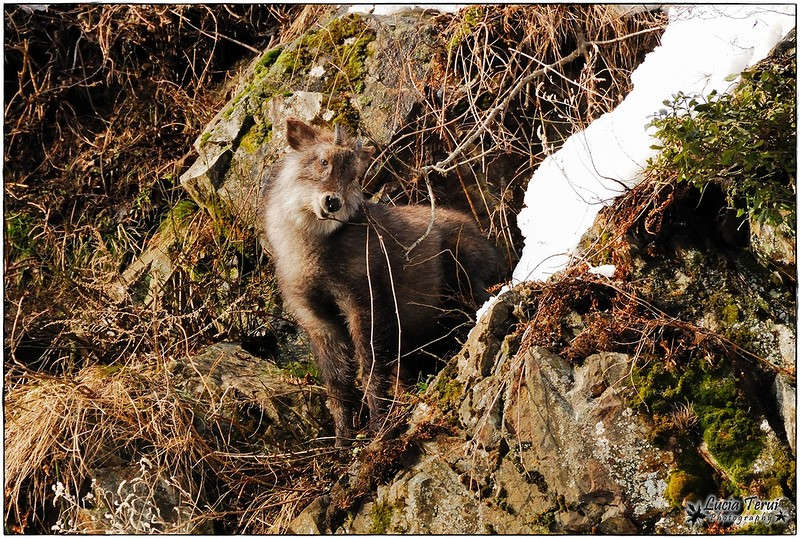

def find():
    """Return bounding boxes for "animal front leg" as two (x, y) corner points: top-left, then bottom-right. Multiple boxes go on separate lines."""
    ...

(307, 330), (359, 446)
(289, 290), (360, 445)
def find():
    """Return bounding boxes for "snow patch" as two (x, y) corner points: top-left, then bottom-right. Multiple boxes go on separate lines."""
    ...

(588, 264), (616, 278)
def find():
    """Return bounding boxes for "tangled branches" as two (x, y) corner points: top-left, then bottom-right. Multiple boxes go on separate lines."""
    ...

(365, 5), (666, 266)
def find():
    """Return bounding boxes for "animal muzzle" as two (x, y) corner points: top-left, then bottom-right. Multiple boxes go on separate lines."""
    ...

(323, 193), (342, 214)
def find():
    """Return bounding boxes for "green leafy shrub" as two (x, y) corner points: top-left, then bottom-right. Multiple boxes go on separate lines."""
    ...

(648, 61), (796, 231)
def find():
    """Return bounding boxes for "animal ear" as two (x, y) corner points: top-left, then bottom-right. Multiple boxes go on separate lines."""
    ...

(286, 117), (319, 150)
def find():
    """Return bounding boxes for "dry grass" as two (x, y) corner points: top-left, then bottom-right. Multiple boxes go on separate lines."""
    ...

(5, 363), (205, 531)
(4, 5), (301, 371)
(4, 360), (348, 533)
(671, 401), (699, 431)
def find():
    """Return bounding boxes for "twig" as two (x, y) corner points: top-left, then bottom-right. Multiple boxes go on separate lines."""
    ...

(403, 170), (437, 259)
(169, 8), (262, 55)
(423, 41), (587, 176)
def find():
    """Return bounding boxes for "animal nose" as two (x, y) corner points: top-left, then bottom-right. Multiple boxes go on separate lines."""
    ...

(324, 195), (342, 213)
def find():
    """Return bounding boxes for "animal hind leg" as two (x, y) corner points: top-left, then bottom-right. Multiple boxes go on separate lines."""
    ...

(344, 297), (398, 435)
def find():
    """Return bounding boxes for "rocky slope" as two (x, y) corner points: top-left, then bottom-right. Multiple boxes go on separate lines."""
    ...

(283, 25), (797, 535)
(170, 7), (795, 534)
(7, 6), (793, 535)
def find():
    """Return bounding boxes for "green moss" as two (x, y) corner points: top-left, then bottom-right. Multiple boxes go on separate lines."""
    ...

(369, 501), (394, 534)
(703, 408), (763, 481)
(273, 48), (299, 74)
(628, 354), (778, 498)
(754, 432), (796, 497)
(254, 46), (284, 77)
(428, 359), (464, 414)
(446, 6), (483, 52)
(6, 211), (38, 262)
(157, 199), (198, 234)
(665, 471), (703, 507)
(238, 121), (273, 153)
(283, 15), (374, 77)
(282, 359), (321, 383)
(328, 95), (362, 132)
(275, 14), (375, 104)
(219, 15), (377, 136)
(439, 379), (464, 410)
(721, 303), (740, 325)
(199, 131), (212, 148)
(529, 508), (558, 532)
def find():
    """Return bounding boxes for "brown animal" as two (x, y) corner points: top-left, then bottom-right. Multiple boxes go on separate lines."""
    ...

(260, 118), (503, 445)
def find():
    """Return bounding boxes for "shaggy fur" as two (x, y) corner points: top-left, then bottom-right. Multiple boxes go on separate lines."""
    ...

(260, 118), (503, 445)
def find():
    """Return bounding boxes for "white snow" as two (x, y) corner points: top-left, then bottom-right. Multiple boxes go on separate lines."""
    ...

(348, 4), (465, 16)
(475, 5), (794, 323)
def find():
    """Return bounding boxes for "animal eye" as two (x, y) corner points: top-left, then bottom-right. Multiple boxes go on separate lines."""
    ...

(320, 158), (328, 166)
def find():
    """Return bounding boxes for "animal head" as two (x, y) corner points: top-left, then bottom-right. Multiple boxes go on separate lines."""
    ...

(277, 117), (374, 234)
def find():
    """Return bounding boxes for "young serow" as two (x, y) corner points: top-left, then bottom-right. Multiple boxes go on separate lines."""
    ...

(260, 118), (503, 445)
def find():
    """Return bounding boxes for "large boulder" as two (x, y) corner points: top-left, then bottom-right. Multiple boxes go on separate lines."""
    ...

(289, 291), (684, 533)
(109, 9), (447, 304)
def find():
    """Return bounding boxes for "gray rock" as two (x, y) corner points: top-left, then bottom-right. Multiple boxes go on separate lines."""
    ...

(504, 347), (671, 527)
(337, 290), (676, 533)
(288, 495), (330, 534)
(771, 322), (797, 370)
(774, 374), (796, 453)
(171, 342), (331, 444)
(750, 219), (795, 267)
(180, 105), (249, 217)
(344, 450), (481, 534)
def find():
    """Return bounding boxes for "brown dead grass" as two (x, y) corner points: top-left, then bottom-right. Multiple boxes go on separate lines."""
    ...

(4, 5), (303, 374)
